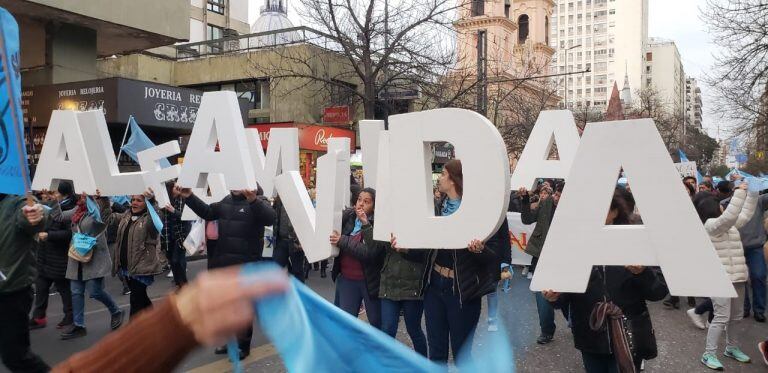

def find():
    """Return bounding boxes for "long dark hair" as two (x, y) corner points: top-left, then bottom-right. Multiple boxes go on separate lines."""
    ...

(443, 159), (463, 197)
(609, 188), (631, 225)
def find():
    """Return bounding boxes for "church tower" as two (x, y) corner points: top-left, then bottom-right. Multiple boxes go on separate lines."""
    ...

(454, 0), (555, 77)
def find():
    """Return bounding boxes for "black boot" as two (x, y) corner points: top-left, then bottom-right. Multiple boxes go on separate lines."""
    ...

(320, 268), (327, 278)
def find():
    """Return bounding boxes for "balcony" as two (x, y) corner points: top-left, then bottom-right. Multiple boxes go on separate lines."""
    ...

(173, 27), (330, 60)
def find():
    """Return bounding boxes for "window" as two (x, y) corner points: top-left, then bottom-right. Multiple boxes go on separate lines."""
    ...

(206, 24), (224, 52)
(471, 0), (484, 16)
(545, 17), (549, 44)
(646, 65), (651, 73)
(207, 0), (225, 14)
(609, 9), (615, 15)
(235, 81), (270, 110)
(646, 52), (653, 61)
(505, 0), (511, 18)
(595, 87), (607, 94)
(518, 14), (529, 44)
(329, 80), (357, 106)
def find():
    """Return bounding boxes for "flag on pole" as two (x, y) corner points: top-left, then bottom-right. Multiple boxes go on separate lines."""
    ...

(121, 115), (171, 168)
(0, 8), (30, 195)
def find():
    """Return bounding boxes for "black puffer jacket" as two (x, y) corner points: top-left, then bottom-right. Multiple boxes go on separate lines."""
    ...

(185, 193), (276, 268)
(419, 198), (510, 304)
(331, 209), (386, 298)
(37, 197), (76, 279)
(552, 266), (669, 359)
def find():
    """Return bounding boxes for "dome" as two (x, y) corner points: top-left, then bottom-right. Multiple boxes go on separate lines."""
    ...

(249, 0), (301, 47)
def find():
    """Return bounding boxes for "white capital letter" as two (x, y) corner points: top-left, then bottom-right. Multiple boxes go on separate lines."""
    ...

(138, 141), (181, 207)
(388, 109), (510, 248)
(177, 92), (257, 191)
(246, 127), (300, 198)
(530, 119), (736, 298)
(31, 111), (97, 194)
(510, 110), (581, 189)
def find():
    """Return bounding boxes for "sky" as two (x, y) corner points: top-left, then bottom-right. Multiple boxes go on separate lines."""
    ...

(248, 0), (725, 139)
(647, 0), (722, 139)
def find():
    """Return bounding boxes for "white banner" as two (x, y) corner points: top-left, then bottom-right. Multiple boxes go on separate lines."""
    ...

(507, 212), (535, 266)
(674, 161), (697, 179)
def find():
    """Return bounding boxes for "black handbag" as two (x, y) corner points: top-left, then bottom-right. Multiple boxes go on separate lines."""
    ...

(627, 311), (658, 360)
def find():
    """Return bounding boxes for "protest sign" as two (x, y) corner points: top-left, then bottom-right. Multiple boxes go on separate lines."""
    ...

(674, 161), (698, 179)
(507, 212), (534, 266)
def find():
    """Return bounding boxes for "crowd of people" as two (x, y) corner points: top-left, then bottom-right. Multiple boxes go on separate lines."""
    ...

(2, 160), (768, 372)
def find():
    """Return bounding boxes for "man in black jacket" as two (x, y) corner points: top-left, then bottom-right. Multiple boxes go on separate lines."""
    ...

(179, 186), (276, 359)
(30, 181), (76, 330)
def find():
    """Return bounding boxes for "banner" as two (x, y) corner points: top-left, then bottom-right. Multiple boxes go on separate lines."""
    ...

(507, 212), (534, 266)
(674, 161), (697, 179)
(0, 8), (30, 195)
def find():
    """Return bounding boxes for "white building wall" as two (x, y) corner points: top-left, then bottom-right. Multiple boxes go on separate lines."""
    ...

(646, 39), (685, 118)
(549, 0), (647, 109)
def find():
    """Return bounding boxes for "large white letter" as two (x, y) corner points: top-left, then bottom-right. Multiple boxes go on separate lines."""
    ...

(138, 141), (182, 207)
(181, 173), (229, 220)
(529, 119), (736, 298)
(372, 132), (393, 241)
(245, 127), (300, 198)
(388, 108), (510, 248)
(31, 111), (97, 194)
(177, 91), (257, 191)
(509, 110), (581, 189)
(359, 119), (385, 188)
(77, 111), (146, 196)
(275, 138), (349, 263)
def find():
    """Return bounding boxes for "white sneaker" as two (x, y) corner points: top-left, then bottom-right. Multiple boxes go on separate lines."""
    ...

(487, 323), (498, 332)
(521, 266), (529, 276)
(526, 272), (533, 280)
(166, 271), (174, 279)
(687, 308), (707, 330)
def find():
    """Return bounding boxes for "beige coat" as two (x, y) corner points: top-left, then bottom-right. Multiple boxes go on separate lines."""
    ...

(704, 189), (756, 283)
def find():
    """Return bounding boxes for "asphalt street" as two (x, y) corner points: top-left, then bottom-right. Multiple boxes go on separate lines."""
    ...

(11, 261), (768, 373)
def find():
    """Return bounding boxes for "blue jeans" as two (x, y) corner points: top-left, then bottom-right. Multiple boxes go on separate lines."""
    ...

(423, 271), (481, 362)
(334, 275), (382, 329)
(381, 299), (428, 357)
(535, 291), (556, 337)
(71, 278), (120, 327)
(743, 245), (766, 315)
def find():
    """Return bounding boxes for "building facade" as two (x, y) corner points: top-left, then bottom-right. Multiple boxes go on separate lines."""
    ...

(548, 0), (648, 109)
(685, 77), (702, 129)
(643, 38), (685, 119)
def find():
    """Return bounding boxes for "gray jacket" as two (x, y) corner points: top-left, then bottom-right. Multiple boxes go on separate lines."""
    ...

(63, 205), (113, 281)
(721, 193), (768, 249)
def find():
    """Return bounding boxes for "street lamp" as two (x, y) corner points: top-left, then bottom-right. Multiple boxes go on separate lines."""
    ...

(564, 44), (582, 109)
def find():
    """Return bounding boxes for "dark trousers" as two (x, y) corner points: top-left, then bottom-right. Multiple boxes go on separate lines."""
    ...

(695, 298), (715, 322)
(743, 246), (767, 315)
(127, 278), (152, 318)
(335, 274), (382, 329)
(423, 271), (481, 362)
(0, 287), (50, 373)
(273, 239), (306, 282)
(381, 298), (428, 357)
(168, 245), (188, 286)
(581, 351), (642, 373)
(32, 275), (72, 322)
(206, 240), (218, 270)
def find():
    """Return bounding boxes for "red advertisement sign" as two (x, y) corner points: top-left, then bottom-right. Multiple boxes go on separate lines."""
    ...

(323, 106), (350, 124)
(248, 123), (356, 152)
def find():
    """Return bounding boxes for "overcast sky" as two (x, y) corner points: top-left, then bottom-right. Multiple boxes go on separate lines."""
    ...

(248, 0), (725, 139)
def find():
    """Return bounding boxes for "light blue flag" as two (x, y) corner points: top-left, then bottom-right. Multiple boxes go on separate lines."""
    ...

(0, 8), (30, 195)
(121, 116), (171, 168)
(241, 262), (514, 373)
(110, 195), (130, 206)
(145, 201), (163, 235)
(85, 196), (102, 223)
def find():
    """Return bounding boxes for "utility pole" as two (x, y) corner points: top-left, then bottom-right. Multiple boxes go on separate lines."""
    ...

(476, 29), (487, 116)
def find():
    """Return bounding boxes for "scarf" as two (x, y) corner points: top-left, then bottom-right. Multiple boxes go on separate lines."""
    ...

(71, 197), (88, 224)
(441, 198), (461, 217)
(351, 218), (363, 235)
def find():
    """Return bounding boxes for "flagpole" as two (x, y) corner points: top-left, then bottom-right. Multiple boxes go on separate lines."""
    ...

(116, 115), (132, 163)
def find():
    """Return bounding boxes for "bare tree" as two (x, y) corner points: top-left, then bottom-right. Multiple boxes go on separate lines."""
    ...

(701, 0), (768, 136)
(250, 0), (461, 119)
